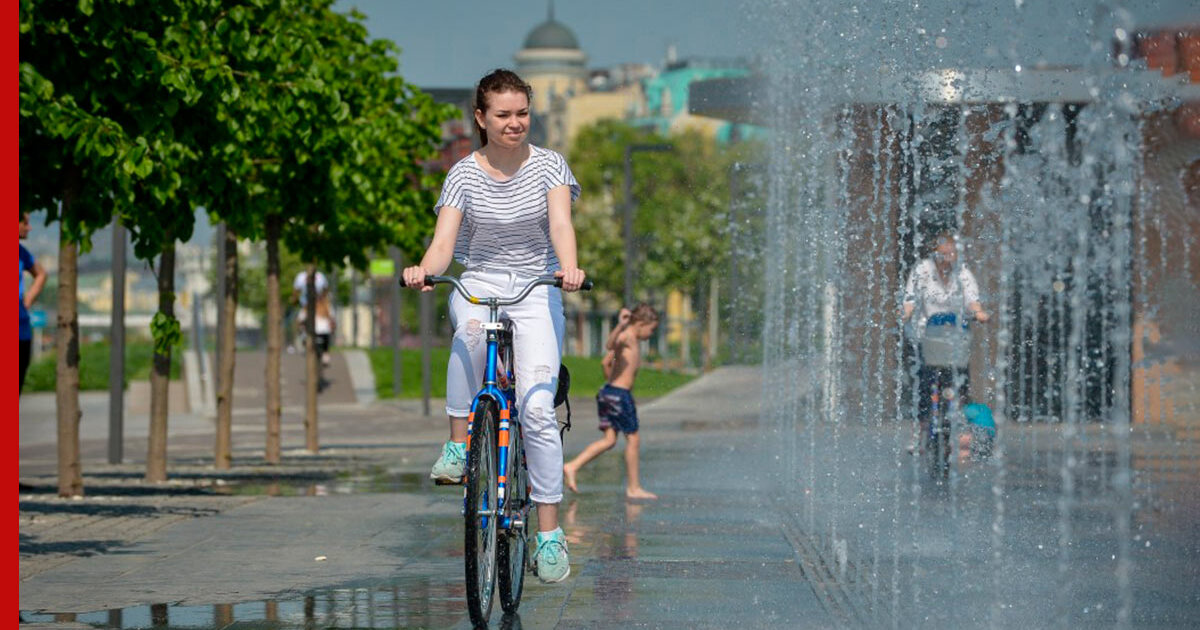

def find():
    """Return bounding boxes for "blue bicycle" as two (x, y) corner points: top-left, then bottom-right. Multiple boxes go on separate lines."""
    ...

(402, 273), (590, 628)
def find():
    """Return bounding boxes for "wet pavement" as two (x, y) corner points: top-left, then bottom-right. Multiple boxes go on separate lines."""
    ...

(22, 366), (846, 629)
(19, 365), (1200, 628)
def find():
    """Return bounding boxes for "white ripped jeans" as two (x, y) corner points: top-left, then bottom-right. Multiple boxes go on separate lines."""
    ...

(446, 269), (565, 504)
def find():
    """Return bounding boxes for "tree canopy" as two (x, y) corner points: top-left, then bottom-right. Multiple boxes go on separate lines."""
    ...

(20, 0), (454, 267)
(568, 120), (762, 303)
(19, 0), (456, 485)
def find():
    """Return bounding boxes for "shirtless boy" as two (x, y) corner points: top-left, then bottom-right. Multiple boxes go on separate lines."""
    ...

(563, 304), (660, 500)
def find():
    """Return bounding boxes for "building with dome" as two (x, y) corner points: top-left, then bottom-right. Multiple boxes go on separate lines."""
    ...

(511, 4), (759, 154)
(514, 7), (588, 98)
(514, 4), (589, 151)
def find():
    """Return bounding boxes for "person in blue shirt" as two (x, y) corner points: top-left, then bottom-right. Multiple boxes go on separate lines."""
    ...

(959, 402), (996, 461)
(19, 211), (47, 392)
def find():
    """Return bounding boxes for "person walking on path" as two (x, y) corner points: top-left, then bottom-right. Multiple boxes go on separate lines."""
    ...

(402, 68), (587, 584)
(19, 211), (47, 393)
(563, 304), (660, 500)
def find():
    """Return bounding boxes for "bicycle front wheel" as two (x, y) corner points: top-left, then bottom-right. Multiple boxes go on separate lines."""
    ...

(927, 406), (951, 481)
(498, 422), (529, 613)
(465, 401), (499, 627)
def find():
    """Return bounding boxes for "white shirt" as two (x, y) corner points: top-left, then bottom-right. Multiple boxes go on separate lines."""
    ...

(903, 259), (981, 337)
(292, 271), (328, 305)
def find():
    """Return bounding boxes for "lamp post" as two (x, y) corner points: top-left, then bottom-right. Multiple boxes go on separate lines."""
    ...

(622, 143), (673, 306)
(108, 220), (126, 464)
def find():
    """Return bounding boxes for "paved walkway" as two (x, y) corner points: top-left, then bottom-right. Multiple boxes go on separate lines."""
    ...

(18, 365), (1200, 629)
(22, 366), (844, 629)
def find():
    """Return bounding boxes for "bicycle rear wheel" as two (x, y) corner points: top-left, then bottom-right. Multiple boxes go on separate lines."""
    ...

(498, 421), (529, 613)
(465, 401), (499, 627)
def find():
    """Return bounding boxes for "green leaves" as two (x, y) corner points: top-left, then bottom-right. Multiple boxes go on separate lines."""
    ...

(569, 121), (762, 302)
(22, 0), (453, 289)
(150, 310), (183, 356)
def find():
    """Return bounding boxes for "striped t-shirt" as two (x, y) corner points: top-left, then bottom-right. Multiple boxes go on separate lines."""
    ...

(436, 145), (580, 275)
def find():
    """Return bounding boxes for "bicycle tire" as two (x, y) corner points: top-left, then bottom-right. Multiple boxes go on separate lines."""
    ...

(498, 421), (529, 613)
(465, 401), (499, 627)
(927, 405), (951, 480)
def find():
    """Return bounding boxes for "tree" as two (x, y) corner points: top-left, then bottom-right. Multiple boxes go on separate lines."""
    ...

(22, 0), (454, 483)
(194, 0), (453, 458)
(567, 121), (649, 305)
(19, 0), (207, 492)
(102, 1), (221, 482)
(569, 121), (763, 364)
(569, 122), (746, 296)
(272, 4), (452, 452)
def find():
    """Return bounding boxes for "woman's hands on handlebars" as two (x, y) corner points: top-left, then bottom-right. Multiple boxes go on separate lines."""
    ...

(402, 265), (435, 292)
(555, 267), (587, 292)
(402, 266), (589, 293)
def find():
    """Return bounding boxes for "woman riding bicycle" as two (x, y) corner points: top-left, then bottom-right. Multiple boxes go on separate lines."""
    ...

(402, 69), (585, 584)
(901, 231), (989, 453)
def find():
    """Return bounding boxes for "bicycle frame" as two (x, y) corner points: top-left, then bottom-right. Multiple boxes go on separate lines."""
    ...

(924, 364), (967, 479)
(466, 309), (523, 531)
(406, 274), (587, 528)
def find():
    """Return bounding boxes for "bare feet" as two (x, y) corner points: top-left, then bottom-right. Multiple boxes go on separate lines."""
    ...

(563, 464), (578, 493)
(625, 487), (657, 500)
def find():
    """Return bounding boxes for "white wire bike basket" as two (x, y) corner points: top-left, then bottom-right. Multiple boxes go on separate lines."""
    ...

(921, 312), (970, 368)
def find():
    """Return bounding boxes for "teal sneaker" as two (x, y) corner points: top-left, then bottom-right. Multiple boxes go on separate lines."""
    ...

(534, 528), (570, 583)
(430, 441), (466, 484)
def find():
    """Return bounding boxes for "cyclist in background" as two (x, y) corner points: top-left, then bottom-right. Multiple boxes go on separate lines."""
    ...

(901, 231), (989, 453)
(402, 69), (586, 584)
(289, 268), (328, 354)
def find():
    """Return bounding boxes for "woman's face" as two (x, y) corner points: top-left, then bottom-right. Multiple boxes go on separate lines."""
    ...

(475, 89), (530, 150)
(933, 240), (957, 269)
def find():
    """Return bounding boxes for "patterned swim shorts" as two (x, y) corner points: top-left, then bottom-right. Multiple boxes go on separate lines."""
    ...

(596, 384), (639, 434)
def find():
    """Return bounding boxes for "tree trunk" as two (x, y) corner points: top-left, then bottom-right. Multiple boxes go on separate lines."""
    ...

(304, 263), (319, 453)
(705, 277), (720, 371)
(146, 241), (175, 483)
(686, 291), (696, 369)
(214, 226), (238, 469)
(264, 216), (282, 464)
(55, 206), (83, 497)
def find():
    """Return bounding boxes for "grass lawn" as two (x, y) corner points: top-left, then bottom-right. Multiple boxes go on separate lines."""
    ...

(24, 340), (183, 392)
(366, 348), (694, 400)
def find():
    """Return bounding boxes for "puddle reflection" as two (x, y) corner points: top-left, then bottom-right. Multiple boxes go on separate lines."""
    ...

(205, 468), (434, 498)
(21, 575), (470, 629)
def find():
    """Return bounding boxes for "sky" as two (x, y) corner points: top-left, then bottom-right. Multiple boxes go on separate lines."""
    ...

(332, 0), (756, 88)
(332, 0), (1198, 90)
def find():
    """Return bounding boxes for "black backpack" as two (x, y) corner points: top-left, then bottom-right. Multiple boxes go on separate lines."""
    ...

(554, 364), (572, 440)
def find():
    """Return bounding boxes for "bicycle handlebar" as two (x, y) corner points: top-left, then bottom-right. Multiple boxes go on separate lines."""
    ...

(400, 274), (593, 305)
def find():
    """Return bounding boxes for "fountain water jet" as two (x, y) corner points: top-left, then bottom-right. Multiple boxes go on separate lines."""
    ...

(738, 0), (1200, 627)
